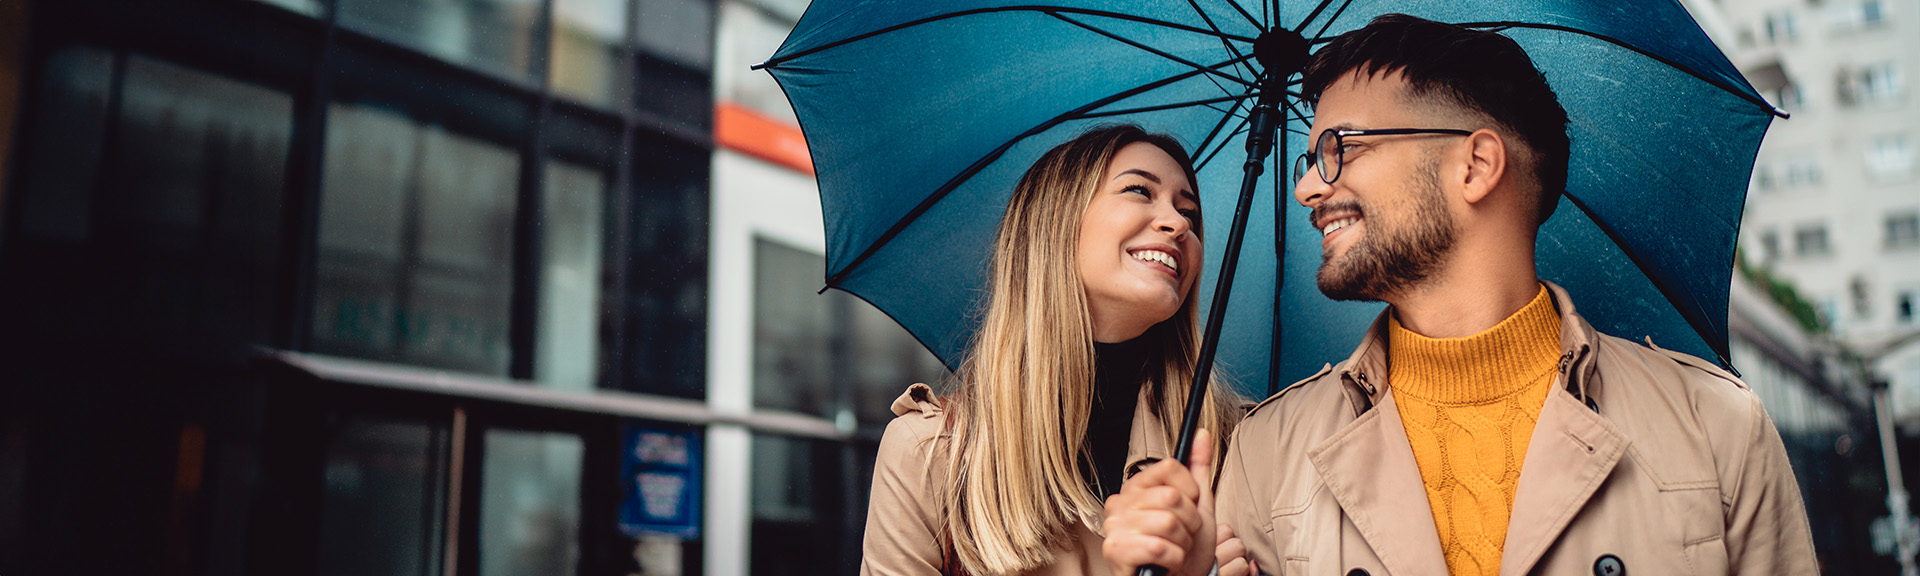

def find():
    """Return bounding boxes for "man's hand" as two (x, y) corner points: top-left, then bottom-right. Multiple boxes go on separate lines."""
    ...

(1215, 522), (1257, 576)
(1102, 428), (1216, 576)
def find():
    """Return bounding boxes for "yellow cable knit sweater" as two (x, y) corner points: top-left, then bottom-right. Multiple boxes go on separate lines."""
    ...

(1390, 285), (1562, 576)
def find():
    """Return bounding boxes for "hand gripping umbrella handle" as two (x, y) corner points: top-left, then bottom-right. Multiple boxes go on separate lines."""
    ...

(1134, 91), (1282, 576)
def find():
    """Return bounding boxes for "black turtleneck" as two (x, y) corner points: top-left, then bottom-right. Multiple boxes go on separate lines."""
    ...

(1084, 336), (1151, 499)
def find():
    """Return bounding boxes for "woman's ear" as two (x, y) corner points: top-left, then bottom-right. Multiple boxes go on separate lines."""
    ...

(1460, 128), (1507, 205)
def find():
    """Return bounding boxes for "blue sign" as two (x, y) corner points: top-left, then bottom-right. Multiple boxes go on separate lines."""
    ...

(619, 426), (702, 539)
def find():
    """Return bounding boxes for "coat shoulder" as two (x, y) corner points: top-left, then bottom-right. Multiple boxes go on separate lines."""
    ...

(1591, 334), (1772, 486)
(1237, 363), (1350, 449)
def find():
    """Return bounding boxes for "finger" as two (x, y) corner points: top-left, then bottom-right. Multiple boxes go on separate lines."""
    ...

(1102, 531), (1188, 575)
(1124, 457), (1203, 504)
(1190, 428), (1215, 513)
(1215, 516), (1236, 546)
(1215, 535), (1245, 562)
(1217, 557), (1250, 576)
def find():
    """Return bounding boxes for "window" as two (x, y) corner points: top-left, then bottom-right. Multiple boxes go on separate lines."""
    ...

(1795, 224), (1832, 257)
(1900, 291), (1915, 324)
(1753, 163), (1776, 192)
(751, 238), (948, 423)
(538, 160), (608, 390)
(750, 434), (857, 576)
(1852, 277), (1872, 318)
(551, 0), (629, 107)
(1888, 211), (1920, 249)
(1863, 63), (1904, 103)
(317, 417), (451, 576)
(479, 430), (584, 576)
(1774, 83), (1804, 112)
(1758, 228), (1782, 263)
(1863, 0), (1886, 25)
(1870, 134), (1915, 178)
(1765, 9), (1798, 43)
(1785, 159), (1822, 186)
(338, 0), (545, 82)
(311, 103), (520, 375)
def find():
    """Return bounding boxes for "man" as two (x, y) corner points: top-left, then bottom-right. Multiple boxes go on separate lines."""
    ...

(1102, 14), (1817, 576)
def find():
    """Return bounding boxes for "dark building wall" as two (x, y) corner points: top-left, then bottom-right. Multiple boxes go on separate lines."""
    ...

(0, 0), (713, 574)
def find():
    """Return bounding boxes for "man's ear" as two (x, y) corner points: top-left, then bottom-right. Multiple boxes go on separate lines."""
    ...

(1460, 128), (1507, 205)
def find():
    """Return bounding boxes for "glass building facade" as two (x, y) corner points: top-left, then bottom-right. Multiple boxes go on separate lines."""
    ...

(0, 0), (713, 574)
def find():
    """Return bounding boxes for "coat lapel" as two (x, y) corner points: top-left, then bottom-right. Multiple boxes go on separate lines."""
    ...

(1125, 385), (1171, 472)
(1498, 387), (1629, 576)
(1309, 390), (1449, 576)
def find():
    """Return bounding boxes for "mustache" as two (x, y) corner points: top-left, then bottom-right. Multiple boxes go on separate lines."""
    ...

(1310, 200), (1364, 227)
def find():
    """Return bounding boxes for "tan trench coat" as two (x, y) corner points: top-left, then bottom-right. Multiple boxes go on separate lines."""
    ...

(860, 383), (1174, 576)
(1215, 282), (1818, 576)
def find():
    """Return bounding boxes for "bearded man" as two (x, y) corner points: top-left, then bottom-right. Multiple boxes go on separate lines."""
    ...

(1101, 14), (1818, 576)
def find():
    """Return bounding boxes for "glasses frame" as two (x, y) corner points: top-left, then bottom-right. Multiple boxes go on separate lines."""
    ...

(1295, 128), (1475, 184)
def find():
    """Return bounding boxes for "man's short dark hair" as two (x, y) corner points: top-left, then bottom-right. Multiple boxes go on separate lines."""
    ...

(1301, 14), (1571, 225)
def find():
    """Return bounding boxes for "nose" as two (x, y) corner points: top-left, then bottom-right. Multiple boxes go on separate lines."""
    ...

(1152, 200), (1192, 240)
(1294, 165), (1330, 208)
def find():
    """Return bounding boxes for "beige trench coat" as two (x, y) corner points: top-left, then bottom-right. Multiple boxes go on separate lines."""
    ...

(860, 383), (1174, 576)
(1215, 282), (1818, 576)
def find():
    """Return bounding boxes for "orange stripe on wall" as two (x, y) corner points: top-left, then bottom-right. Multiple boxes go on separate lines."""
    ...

(715, 101), (814, 175)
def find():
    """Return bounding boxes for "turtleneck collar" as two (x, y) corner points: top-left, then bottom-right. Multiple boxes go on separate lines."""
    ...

(1388, 284), (1562, 405)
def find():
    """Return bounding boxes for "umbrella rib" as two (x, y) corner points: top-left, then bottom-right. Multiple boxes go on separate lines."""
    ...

(1195, 120), (1253, 173)
(1452, 21), (1786, 118)
(825, 55), (1257, 287)
(1192, 85), (1257, 168)
(1048, 12), (1255, 90)
(1292, 0), (1339, 34)
(756, 6), (1255, 69)
(1180, 0), (1261, 80)
(1557, 191), (1731, 364)
(1072, 93), (1257, 119)
(1214, 0), (1264, 31)
(1308, 0), (1358, 40)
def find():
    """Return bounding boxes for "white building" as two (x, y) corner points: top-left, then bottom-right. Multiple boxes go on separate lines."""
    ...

(1683, 0), (1920, 423)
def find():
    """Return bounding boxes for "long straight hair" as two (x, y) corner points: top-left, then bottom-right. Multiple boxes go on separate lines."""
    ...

(941, 125), (1243, 575)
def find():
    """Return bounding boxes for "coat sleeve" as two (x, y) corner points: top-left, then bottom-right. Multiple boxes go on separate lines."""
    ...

(861, 414), (947, 576)
(1721, 392), (1819, 575)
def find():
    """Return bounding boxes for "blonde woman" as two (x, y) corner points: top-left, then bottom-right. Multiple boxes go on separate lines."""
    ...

(861, 125), (1246, 576)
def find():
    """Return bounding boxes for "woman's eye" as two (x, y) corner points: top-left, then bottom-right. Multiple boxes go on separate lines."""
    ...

(1178, 208), (1200, 219)
(1124, 185), (1152, 197)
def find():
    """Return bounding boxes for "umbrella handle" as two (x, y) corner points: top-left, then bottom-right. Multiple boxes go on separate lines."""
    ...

(1137, 91), (1281, 576)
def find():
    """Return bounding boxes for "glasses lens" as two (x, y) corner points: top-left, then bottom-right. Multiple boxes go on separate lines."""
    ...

(1316, 130), (1339, 183)
(1294, 153), (1308, 180)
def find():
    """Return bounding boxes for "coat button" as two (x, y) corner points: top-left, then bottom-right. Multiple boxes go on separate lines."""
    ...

(1346, 570), (1369, 576)
(1593, 554), (1625, 576)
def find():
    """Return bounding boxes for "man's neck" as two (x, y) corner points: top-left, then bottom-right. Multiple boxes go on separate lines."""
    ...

(1387, 255), (1541, 339)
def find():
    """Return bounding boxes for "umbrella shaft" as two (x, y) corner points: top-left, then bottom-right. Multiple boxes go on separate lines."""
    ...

(1137, 100), (1278, 576)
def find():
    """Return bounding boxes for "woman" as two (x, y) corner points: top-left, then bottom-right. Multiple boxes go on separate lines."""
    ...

(861, 125), (1245, 575)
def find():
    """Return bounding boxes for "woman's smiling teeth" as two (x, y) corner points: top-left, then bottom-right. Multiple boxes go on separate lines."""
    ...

(1322, 217), (1359, 237)
(1130, 249), (1178, 272)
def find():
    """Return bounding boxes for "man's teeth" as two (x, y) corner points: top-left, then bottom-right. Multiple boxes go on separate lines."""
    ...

(1131, 250), (1177, 271)
(1322, 217), (1358, 237)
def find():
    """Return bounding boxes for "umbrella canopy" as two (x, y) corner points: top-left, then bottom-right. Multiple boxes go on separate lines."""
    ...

(759, 0), (1781, 399)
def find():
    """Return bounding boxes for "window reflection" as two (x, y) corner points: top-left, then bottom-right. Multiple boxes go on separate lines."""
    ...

(750, 434), (852, 576)
(338, 0), (544, 82)
(314, 103), (519, 374)
(317, 417), (448, 576)
(481, 430), (584, 576)
(552, 0), (628, 107)
(538, 160), (607, 391)
(751, 238), (948, 422)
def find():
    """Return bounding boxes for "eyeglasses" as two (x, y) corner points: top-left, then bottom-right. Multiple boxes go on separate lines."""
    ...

(1294, 128), (1474, 184)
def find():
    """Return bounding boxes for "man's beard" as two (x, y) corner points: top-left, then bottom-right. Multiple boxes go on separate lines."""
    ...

(1315, 158), (1456, 302)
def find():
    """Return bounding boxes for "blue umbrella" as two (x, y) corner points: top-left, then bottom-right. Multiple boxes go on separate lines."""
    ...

(758, 0), (1779, 505)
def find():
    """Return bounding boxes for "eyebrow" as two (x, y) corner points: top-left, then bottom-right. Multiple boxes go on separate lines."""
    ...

(1115, 168), (1198, 203)
(1114, 168), (1161, 184)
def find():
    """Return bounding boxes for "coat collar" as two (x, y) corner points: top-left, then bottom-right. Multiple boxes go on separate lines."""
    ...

(1308, 389), (1449, 576)
(1334, 281), (1605, 410)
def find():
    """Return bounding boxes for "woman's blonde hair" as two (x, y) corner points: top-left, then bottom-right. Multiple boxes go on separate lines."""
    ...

(941, 125), (1243, 574)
